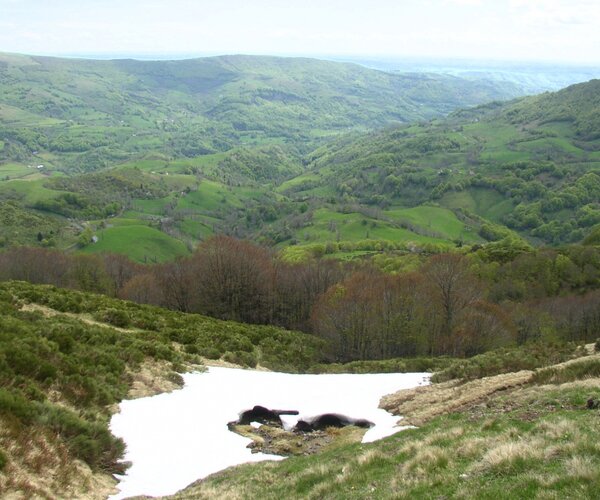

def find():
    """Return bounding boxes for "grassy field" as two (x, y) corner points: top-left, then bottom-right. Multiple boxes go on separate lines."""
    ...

(283, 206), (476, 259)
(177, 180), (244, 211)
(293, 208), (446, 246)
(80, 225), (190, 262)
(384, 205), (480, 243)
(0, 163), (38, 180)
(0, 178), (62, 204)
(440, 188), (515, 223)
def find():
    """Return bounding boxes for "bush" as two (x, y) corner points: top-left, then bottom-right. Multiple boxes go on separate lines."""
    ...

(308, 357), (453, 374)
(0, 448), (7, 471)
(96, 308), (130, 328)
(166, 372), (184, 385)
(432, 342), (583, 382)
(532, 357), (600, 385)
(223, 350), (258, 368)
(199, 347), (221, 360)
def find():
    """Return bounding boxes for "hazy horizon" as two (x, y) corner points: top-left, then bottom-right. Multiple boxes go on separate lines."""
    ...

(4, 51), (600, 74)
(1, 0), (600, 65)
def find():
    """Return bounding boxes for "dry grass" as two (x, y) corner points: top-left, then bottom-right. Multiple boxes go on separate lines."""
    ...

(19, 303), (138, 334)
(472, 438), (546, 474)
(536, 418), (578, 440)
(355, 449), (386, 466)
(200, 357), (271, 371)
(380, 370), (534, 426)
(0, 417), (117, 499)
(400, 446), (450, 476)
(126, 358), (185, 400)
(563, 456), (597, 481)
(532, 353), (600, 385)
(167, 482), (245, 500)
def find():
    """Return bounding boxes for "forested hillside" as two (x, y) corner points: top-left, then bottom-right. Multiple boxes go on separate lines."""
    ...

(0, 52), (521, 173)
(2, 237), (599, 362)
(0, 52), (531, 258)
(1, 55), (600, 255)
(288, 79), (600, 245)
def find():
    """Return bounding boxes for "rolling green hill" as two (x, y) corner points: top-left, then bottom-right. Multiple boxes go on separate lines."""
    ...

(0, 52), (521, 175)
(285, 79), (600, 245)
(2, 54), (599, 260)
(0, 52), (529, 259)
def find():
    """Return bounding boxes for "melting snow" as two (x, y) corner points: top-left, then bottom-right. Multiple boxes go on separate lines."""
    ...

(109, 366), (429, 499)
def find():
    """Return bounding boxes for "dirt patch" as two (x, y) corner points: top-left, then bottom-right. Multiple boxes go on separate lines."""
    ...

(19, 302), (138, 334)
(380, 370), (534, 426)
(229, 424), (367, 456)
(199, 358), (271, 371)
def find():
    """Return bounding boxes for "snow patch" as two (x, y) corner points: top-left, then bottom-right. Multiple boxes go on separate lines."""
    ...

(109, 367), (429, 499)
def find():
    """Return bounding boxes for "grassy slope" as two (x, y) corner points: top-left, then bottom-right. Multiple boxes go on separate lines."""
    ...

(0, 201), (63, 247)
(171, 350), (600, 500)
(1, 285), (598, 498)
(79, 225), (190, 263)
(290, 206), (478, 246)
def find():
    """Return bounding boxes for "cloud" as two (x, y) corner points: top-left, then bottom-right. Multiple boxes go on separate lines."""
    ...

(444, 0), (482, 5)
(509, 0), (600, 28)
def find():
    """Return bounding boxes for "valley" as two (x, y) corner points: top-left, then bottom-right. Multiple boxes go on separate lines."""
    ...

(1, 48), (600, 499)
(1, 54), (599, 264)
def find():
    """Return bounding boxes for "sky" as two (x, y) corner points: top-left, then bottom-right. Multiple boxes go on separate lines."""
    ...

(1, 0), (599, 64)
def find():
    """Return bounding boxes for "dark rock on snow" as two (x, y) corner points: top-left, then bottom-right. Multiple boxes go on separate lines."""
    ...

(294, 413), (374, 432)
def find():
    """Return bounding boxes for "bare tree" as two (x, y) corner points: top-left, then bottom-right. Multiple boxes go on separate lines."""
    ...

(422, 253), (483, 355)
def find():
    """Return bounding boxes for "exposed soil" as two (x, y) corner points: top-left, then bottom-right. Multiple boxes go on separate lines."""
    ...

(380, 370), (534, 426)
(381, 353), (600, 426)
(20, 302), (138, 334)
(229, 423), (368, 456)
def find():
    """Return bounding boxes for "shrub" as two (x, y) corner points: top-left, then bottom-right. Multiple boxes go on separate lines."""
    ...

(432, 342), (582, 382)
(223, 350), (258, 368)
(95, 308), (130, 328)
(0, 389), (36, 423)
(166, 372), (184, 385)
(0, 448), (7, 471)
(532, 358), (600, 385)
(308, 357), (453, 374)
(199, 347), (221, 359)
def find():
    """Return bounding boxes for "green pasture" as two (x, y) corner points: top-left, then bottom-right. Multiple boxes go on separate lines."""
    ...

(80, 225), (189, 262)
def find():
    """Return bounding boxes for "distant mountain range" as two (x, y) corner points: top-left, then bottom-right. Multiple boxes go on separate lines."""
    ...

(0, 52), (522, 172)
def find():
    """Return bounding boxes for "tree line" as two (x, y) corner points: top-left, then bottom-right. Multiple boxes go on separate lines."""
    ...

(1, 237), (599, 361)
